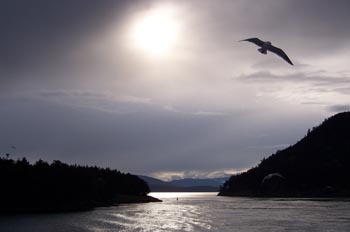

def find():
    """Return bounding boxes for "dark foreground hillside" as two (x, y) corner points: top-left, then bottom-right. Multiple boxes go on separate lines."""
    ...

(0, 158), (160, 213)
(219, 112), (350, 197)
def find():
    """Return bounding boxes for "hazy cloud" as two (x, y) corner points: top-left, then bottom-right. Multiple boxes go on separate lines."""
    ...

(34, 89), (153, 114)
(239, 71), (350, 87)
(327, 105), (350, 113)
(1, 0), (349, 177)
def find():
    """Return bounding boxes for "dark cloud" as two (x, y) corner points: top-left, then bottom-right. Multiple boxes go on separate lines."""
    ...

(0, 0), (139, 89)
(1, 0), (125, 60)
(253, 0), (350, 50)
(238, 71), (350, 89)
(301, 101), (327, 106)
(252, 59), (310, 69)
(193, 0), (350, 58)
(284, 0), (350, 40)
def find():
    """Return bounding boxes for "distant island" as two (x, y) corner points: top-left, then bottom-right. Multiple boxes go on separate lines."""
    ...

(219, 111), (350, 197)
(139, 175), (228, 192)
(0, 158), (160, 213)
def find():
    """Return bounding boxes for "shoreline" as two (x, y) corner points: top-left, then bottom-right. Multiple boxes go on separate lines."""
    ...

(0, 195), (162, 215)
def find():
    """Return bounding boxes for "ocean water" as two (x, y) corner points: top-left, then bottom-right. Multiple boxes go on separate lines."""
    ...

(1, 192), (350, 232)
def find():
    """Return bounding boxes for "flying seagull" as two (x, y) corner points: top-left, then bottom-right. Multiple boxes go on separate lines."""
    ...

(240, 38), (293, 65)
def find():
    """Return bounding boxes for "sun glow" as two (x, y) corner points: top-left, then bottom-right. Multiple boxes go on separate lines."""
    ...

(130, 6), (180, 58)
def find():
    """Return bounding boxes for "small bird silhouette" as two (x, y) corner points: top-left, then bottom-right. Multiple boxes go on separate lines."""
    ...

(240, 37), (293, 65)
(10, 146), (16, 150)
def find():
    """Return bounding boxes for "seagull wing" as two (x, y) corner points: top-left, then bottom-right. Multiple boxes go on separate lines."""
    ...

(239, 38), (264, 47)
(268, 45), (293, 65)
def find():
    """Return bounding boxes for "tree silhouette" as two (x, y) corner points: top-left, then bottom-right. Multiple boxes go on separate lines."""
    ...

(0, 157), (150, 213)
(219, 111), (350, 197)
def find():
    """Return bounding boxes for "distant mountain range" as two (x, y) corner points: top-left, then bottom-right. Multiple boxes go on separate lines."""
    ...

(219, 112), (350, 197)
(139, 175), (228, 192)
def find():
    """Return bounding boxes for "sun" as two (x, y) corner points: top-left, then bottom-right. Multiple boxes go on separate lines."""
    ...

(130, 6), (180, 58)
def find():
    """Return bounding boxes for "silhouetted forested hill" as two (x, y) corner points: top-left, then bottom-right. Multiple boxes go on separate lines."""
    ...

(219, 112), (350, 197)
(0, 158), (158, 213)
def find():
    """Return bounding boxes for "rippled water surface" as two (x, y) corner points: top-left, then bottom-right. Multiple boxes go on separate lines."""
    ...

(1, 192), (350, 232)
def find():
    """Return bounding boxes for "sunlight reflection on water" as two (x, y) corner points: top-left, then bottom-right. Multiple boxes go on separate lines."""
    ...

(149, 192), (215, 199)
(1, 193), (350, 232)
(99, 192), (215, 232)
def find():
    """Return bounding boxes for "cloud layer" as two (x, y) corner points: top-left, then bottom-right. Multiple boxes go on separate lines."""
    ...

(1, 0), (349, 179)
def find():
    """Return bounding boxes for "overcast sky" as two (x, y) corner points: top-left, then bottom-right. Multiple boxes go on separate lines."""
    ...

(1, 0), (349, 180)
